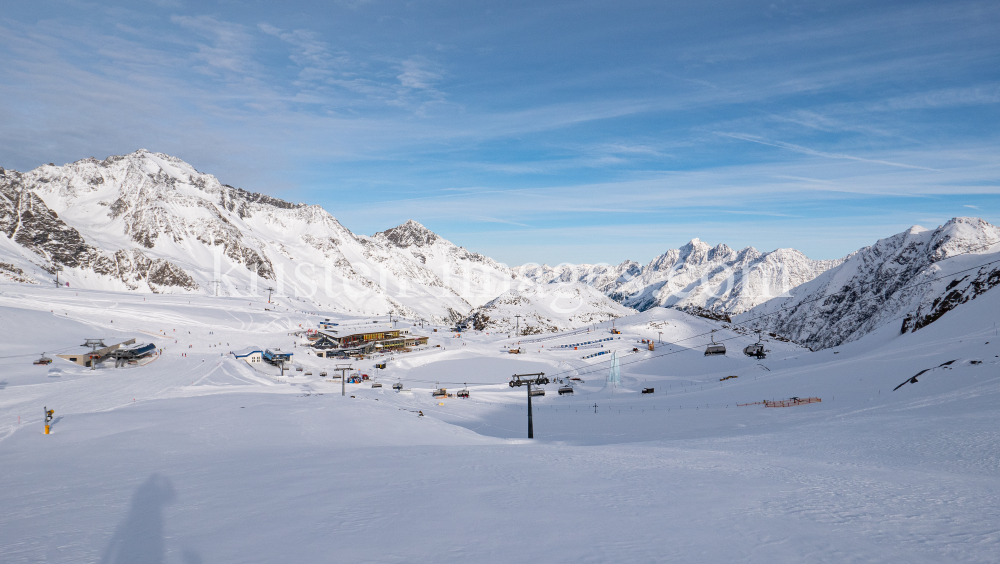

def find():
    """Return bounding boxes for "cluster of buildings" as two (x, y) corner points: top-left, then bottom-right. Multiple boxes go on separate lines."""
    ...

(307, 320), (429, 358)
(234, 347), (293, 367)
(57, 339), (158, 368)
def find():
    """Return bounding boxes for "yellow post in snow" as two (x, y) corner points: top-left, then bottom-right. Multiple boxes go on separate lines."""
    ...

(44, 407), (54, 434)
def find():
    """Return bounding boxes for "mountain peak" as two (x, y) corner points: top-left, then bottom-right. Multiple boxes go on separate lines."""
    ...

(375, 220), (439, 248)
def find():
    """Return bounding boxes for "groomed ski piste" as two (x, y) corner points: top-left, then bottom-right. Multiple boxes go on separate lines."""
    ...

(1, 283), (998, 563)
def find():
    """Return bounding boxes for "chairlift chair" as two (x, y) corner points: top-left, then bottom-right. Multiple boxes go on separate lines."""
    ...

(371, 382), (382, 388)
(743, 332), (767, 359)
(558, 385), (574, 395)
(392, 381), (403, 391)
(529, 388), (545, 397)
(34, 353), (53, 365)
(704, 330), (726, 356)
(457, 388), (470, 398)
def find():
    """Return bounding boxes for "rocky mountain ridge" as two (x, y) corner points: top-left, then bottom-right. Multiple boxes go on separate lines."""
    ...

(738, 217), (1000, 350)
(0, 150), (514, 322)
(5, 151), (1000, 346)
(514, 239), (842, 315)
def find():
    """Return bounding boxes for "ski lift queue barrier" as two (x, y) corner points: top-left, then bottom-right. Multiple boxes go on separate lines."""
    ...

(552, 337), (614, 350)
(738, 397), (821, 408)
(582, 349), (613, 360)
(515, 327), (593, 344)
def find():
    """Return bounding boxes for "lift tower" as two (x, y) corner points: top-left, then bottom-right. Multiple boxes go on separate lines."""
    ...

(509, 372), (549, 438)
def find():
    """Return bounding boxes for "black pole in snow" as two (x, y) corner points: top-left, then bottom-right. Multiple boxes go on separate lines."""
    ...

(527, 382), (534, 439)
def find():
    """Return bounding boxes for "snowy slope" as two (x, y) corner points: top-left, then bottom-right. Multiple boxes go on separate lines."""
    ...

(739, 217), (1000, 350)
(461, 281), (636, 334)
(1, 281), (998, 563)
(0, 151), (519, 322)
(516, 239), (841, 315)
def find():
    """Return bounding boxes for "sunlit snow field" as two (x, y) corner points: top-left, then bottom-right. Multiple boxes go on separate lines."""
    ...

(1, 284), (998, 563)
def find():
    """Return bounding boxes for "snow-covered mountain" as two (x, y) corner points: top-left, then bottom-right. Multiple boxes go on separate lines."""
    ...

(0, 150), (517, 322)
(515, 240), (841, 316)
(514, 261), (643, 296)
(372, 220), (514, 309)
(461, 282), (636, 335)
(739, 217), (1000, 350)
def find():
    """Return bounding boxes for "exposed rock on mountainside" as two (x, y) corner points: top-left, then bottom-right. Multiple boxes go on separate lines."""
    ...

(516, 240), (841, 315)
(741, 218), (1000, 350)
(0, 261), (36, 284)
(461, 282), (635, 335)
(514, 261), (642, 295)
(372, 220), (515, 309)
(0, 167), (198, 292)
(0, 151), (519, 321)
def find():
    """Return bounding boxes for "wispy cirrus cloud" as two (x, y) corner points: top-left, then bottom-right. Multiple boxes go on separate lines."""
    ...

(1, 0), (999, 266)
(170, 15), (258, 76)
(713, 132), (940, 171)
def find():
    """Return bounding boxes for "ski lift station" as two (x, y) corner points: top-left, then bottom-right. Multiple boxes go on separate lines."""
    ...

(234, 347), (292, 367)
(57, 338), (148, 367)
(110, 343), (158, 367)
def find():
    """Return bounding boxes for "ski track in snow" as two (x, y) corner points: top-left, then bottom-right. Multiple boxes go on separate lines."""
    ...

(0, 283), (998, 563)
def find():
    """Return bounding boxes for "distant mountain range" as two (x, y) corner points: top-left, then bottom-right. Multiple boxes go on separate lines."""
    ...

(3, 150), (999, 347)
(514, 240), (842, 315)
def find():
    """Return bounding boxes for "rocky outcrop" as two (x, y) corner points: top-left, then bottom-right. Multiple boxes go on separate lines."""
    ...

(740, 218), (1000, 350)
(0, 166), (196, 292)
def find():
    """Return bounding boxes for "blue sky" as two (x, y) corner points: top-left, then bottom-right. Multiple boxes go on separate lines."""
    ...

(1, 0), (999, 266)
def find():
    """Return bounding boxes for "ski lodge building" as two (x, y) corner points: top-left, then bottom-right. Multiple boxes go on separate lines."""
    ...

(308, 328), (429, 357)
